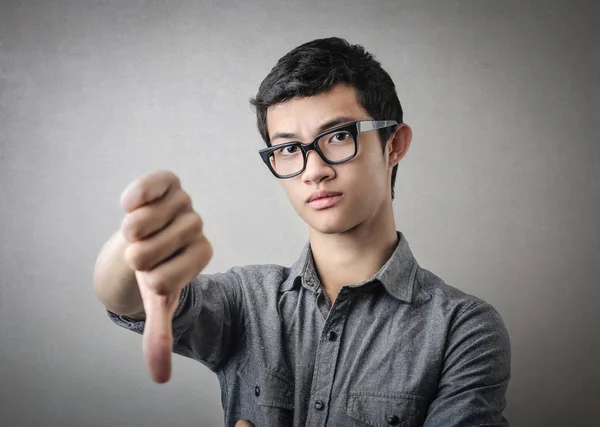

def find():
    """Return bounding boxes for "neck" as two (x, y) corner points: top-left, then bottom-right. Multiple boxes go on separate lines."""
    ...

(309, 207), (398, 305)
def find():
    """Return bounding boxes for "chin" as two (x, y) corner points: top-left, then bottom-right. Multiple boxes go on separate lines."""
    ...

(294, 197), (364, 235)
(305, 212), (360, 235)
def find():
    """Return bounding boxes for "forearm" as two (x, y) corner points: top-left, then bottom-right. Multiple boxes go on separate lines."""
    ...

(93, 230), (145, 318)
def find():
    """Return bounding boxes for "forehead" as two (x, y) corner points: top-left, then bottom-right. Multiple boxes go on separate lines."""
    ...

(266, 84), (370, 140)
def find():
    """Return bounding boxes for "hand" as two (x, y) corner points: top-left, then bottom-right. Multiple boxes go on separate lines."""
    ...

(120, 170), (212, 383)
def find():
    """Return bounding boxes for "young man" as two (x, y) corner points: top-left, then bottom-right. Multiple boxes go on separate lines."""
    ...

(94, 38), (510, 426)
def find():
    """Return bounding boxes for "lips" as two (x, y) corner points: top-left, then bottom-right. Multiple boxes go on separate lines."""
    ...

(306, 190), (344, 210)
(306, 190), (343, 203)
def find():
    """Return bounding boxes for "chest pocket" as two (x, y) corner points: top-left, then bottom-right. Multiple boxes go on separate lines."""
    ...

(255, 367), (294, 409)
(346, 391), (427, 427)
(236, 362), (294, 427)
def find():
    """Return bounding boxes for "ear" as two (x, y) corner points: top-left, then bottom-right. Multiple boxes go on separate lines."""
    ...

(386, 123), (412, 168)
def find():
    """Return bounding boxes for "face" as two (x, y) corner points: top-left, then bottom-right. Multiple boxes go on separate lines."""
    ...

(265, 84), (409, 235)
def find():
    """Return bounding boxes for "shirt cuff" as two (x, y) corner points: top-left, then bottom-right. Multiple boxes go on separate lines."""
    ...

(106, 284), (191, 335)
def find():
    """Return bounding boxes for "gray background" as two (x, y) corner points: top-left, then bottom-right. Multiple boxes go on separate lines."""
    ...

(1, 0), (598, 426)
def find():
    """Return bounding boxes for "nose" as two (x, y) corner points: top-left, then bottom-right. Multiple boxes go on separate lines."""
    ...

(302, 150), (335, 184)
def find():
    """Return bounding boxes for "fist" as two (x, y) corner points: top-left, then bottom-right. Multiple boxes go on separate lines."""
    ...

(120, 170), (212, 383)
(120, 170), (212, 295)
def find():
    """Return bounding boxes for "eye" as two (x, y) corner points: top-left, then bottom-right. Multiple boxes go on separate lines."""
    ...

(329, 131), (352, 143)
(275, 144), (300, 156)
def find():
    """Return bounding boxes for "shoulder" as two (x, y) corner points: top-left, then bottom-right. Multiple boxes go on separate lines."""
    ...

(415, 266), (508, 335)
(417, 266), (488, 310)
(414, 267), (510, 373)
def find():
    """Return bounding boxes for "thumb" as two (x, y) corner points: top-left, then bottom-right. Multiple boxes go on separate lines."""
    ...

(235, 421), (255, 427)
(137, 272), (180, 383)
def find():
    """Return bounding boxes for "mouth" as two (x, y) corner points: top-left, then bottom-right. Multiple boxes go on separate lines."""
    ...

(306, 191), (343, 210)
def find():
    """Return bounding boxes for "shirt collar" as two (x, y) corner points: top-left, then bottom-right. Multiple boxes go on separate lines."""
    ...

(280, 231), (419, 303)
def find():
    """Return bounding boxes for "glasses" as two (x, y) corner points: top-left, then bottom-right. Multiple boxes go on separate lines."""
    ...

(259, 120), (398, 179)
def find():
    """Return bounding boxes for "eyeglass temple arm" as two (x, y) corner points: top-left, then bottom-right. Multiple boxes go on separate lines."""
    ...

(357, 120), (398, 132)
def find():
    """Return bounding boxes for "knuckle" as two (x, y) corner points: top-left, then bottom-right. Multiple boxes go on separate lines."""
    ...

(137, 185), (152, 204)
(201, 239), (213, 263)
(188, 212), (203, 234)
(171, 173), (181, 188)
(193, 238), (213, 266)
(204, 239), (213, 260)
(160, 170), (180, 188)
(179, 191), (192, 209)
(171, 190), (192, 216)
(121, 215), (143, 241)
(120, 216), (132, 239)
(175, 211), (198, 235)
(124, 244), (145, 270)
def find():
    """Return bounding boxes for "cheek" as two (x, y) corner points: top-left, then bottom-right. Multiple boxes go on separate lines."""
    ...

(280, 181), (304, 208)
(349, 150), (388, 188)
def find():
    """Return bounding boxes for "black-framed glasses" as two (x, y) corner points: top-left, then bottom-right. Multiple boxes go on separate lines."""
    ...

(259, 120), (398, 179)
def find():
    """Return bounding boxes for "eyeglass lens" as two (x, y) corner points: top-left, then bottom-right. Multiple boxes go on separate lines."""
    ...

(269, 129), (356, 176)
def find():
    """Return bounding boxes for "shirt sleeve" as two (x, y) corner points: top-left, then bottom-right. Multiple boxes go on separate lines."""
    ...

(423, 301), (511, 427)
(107, 268), (244, 372)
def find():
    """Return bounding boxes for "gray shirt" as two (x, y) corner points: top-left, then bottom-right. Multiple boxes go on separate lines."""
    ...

(108, 232), (510, 426)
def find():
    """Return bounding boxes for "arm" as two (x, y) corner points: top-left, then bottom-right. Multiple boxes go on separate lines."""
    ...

(170, 270), (244, 370)
(423, 302), (511, 427)
(107, 267), (245, 372)
(93, 230), (145, 319)
(93, 170), (213, 382)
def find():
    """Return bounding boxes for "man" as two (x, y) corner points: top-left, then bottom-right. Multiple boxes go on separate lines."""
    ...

(94, 37), (510, 426)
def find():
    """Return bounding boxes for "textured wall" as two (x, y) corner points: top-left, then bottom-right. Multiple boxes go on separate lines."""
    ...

(1, 1), (598, 425)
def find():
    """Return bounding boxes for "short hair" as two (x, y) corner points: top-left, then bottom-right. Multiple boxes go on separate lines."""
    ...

(250, 37), (404, 199)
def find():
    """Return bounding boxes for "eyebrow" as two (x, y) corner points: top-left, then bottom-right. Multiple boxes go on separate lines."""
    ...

(270, 116), (357, 143)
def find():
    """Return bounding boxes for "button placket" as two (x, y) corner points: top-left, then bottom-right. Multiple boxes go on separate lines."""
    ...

(306, 288), (353, 425)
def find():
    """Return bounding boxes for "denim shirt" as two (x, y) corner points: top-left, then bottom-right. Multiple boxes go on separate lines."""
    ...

(108, 232), (510, 426)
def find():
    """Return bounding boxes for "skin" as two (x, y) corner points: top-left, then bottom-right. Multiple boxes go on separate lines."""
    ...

(267, 83), (412, 304)
(93, 82), (412, 426)
(94, 171), (212, 383)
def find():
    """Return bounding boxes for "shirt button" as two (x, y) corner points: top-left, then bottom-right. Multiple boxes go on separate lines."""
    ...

(254, 386), (260, 397)
(314, 400), (325, 411)
(387, 414), (400, 425)
(326, 331), (337, 341)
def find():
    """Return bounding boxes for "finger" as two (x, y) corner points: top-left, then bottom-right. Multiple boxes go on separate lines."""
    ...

(138, 274), (181, 384)
(120, 170), (181, 213)
(143, 293), (173, 383)
(235, 421), (255, 427)
(123, 211), (202, 271)
(121, 189), (193, 242)
(140, 238), (212, 295)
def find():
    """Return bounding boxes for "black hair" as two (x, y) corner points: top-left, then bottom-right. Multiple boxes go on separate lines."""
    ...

(250, 37), (404, 199)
